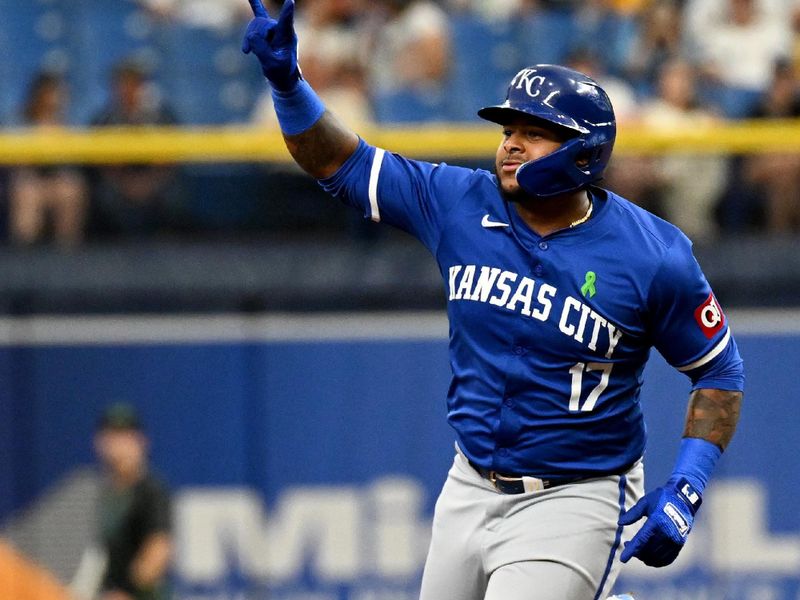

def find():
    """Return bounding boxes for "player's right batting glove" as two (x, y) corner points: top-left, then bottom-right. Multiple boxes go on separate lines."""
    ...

(242, 0), (300, 92)
(618, 477), (702, 567)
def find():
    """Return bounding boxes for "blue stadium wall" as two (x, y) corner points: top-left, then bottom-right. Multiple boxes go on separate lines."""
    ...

(1, 312), (798, 600)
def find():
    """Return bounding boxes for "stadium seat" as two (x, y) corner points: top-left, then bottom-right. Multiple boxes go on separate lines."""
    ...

(160, 24), (260, 124)
(0, 9), (12, 124)
(712, 86), (763, 120)
(570, 10), (639, 77)
(516, 9), (577, 67)
(372, 88), (450, 124)
(1, 1), (73, 124)
(448, 15), (521, 121)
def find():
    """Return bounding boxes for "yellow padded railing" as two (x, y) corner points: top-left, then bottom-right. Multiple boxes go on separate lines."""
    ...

(1, 119), (799, 165)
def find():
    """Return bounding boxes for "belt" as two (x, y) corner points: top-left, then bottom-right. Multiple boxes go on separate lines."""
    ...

(467, 458), (585, 494)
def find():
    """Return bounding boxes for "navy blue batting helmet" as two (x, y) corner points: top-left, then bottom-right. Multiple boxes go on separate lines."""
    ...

(478, 64), (616, 198)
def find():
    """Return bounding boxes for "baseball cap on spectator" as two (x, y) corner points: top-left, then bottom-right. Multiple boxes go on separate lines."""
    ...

(97, 402), (143, 431)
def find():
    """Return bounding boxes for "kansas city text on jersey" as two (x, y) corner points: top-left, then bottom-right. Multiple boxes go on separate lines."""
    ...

(447, 264), (624, 358)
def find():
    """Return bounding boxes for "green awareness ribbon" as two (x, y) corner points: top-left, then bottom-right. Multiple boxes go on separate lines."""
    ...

(581, 271), (597, 298)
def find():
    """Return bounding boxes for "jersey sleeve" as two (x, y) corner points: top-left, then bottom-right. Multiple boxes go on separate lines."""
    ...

(319, 138), (476, 253)
(646, 234), (744, 391)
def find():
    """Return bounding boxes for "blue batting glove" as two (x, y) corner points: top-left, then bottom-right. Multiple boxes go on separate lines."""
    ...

(619, 477), (702, 567)
(242, 0), (299, 92)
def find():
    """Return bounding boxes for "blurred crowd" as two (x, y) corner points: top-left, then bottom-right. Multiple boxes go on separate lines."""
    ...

(2, 0), (800, 247)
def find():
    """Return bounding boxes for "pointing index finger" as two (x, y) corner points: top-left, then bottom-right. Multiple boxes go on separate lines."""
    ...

(248, 0), (269, 18)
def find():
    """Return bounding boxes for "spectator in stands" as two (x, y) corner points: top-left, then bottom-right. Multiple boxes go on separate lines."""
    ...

(89, 59), (187, 237)
(364, 0), (452, 122)
(252, 0), (374, 131)
(625, 0), (684, 96)
(444, 0), (525, 21)
(739, 59), (800, 233)
(684, 0), (794, 118)
(92, 403), (172, 600)
(91, 59), (177, 129)
(636, 58), (728, 241)
(7, 71), (88, 247)
(137, 0), (250, 31)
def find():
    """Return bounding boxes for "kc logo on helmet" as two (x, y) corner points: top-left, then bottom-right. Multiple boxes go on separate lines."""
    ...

(511, 69), (560, 107)
(694, 293), (725, 339)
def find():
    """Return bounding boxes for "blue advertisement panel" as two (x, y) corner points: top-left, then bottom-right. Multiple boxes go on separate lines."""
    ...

(0, 313), (797, 600)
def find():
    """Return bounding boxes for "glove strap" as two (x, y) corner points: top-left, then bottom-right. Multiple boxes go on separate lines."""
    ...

(670, 437), (722, 494)
(271, 79), (326, 136)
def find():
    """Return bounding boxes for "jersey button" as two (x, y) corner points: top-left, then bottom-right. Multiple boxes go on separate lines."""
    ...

(504, 399), (514, 407)
(498, 448), (509, 456)
(513, 345), (525, 355)
(538, 241), (548, 250)
(534, 265), (544, 277)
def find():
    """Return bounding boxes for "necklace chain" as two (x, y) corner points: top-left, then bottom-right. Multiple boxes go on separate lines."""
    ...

(569, 199), (593, 228)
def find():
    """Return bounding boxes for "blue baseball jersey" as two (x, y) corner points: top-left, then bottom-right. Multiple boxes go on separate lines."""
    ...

(320, 139), (744, 480)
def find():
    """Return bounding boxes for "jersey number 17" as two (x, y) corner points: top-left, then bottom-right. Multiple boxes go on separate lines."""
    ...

(568, 362), (613, 412)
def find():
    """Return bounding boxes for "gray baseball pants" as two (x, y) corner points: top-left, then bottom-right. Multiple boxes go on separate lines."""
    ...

(418, 450), (644, 600)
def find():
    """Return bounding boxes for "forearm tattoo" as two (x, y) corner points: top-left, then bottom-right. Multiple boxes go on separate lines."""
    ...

(283, 111), (359, 179)
(683, 388), (742, 450)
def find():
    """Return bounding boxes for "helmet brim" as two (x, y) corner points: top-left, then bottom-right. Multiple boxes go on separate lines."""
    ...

(477, 105), (590, 135)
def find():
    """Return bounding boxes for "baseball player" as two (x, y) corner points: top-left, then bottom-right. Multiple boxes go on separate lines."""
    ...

(242, 2), (744, 599)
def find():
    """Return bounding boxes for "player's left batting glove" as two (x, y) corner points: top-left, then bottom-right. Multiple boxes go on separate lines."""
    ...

(618, 477), (702, 567)
(242, 0), (300, 92)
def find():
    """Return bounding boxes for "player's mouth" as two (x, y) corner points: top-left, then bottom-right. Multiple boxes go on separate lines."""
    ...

(501, 159), (524, 173)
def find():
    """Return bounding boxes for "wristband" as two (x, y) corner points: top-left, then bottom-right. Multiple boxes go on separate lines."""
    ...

(271, 79), (326, 136)
(669, 437), (722, 493)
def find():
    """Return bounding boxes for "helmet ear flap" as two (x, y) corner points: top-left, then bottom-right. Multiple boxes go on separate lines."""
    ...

(516, 138), (589, 198)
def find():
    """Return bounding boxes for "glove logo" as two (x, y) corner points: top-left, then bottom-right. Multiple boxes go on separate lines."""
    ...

(663, 502), (690, 537)
(681, 482), (700, 507)
(694, 293), (725, 339)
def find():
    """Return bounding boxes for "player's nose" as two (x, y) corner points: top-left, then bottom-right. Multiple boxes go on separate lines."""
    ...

(502, 132), (525, 154)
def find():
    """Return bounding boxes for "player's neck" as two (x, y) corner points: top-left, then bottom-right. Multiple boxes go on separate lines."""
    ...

(512, 190), (592, 237)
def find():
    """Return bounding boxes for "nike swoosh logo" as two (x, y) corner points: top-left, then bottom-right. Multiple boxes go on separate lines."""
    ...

(481, 215), (510, 228)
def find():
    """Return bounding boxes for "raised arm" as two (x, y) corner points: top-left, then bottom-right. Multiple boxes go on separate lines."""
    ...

(282, 112), (359, 179)
(242, 0), (359, 178)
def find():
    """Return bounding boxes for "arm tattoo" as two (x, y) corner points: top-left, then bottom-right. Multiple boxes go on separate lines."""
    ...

(283, 111), (360, 179)
(683, 388), (742, 450)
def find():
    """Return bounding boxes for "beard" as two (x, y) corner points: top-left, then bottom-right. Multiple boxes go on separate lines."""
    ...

(495, 166), (533, 204)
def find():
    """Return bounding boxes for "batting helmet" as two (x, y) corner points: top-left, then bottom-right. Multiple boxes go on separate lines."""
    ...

(478, 64), (616, 198)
